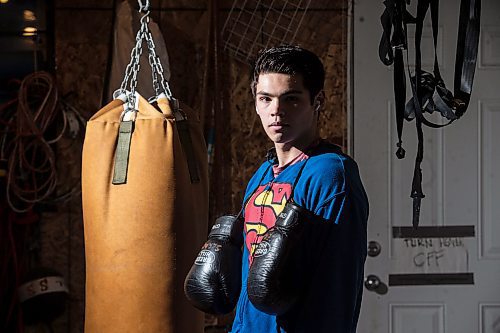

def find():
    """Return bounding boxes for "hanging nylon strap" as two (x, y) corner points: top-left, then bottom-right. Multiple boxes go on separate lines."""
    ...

(406, 0), (481, 126)
(408, 0), (481, 228)
(379, 0), (481, 228)
(379, 0), (416, 159)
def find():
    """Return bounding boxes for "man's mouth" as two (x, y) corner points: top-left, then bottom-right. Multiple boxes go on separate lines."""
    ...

(270, 122), (288, 127)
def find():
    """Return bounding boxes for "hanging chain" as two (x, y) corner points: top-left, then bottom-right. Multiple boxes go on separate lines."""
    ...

(117, 0), (173, 111)
(144, 28), (173, 99)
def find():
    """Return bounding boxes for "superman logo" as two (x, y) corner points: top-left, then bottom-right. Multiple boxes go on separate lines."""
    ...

(244, 183), (292, 262)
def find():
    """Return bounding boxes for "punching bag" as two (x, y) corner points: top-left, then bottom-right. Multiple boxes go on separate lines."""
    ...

(82, 95), (208, 333)
(81, 3), (208, 332)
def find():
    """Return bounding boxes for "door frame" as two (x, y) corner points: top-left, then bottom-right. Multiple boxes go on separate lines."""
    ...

(346, 0), (355, 157)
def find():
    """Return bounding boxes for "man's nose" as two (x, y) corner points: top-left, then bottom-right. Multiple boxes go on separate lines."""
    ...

(270, 100), (284, 117)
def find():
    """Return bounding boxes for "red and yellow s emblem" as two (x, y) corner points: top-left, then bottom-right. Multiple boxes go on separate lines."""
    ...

(244, 183), (292, 261)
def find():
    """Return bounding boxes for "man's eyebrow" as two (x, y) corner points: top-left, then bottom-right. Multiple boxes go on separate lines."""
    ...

(256, 89), (304, 97)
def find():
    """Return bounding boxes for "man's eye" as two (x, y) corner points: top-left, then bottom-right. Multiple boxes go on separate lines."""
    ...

(259, 96), (271, 102)
(286, 96), (299, 102)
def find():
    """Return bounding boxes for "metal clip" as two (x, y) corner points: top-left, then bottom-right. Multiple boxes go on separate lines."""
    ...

(392, 43), (406, 50)
(451, 98), (465, 110)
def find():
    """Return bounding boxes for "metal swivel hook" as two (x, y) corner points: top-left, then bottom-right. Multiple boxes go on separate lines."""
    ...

(140, 11), (150, 25)
(137, 0), (150, 13)
(138, 0), (151, 26)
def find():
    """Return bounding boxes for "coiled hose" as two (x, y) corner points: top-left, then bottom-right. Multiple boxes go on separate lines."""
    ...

(4, 71), (66, 213)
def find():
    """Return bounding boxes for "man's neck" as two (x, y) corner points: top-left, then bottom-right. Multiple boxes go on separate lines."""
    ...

(274, 133), (319, 167)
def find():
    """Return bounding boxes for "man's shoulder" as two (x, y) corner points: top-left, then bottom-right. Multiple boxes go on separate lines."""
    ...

(304, 144), (344, 176)
(307, 142), (359, 175)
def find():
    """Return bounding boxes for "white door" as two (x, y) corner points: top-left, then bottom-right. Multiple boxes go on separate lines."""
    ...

(353, 0), (500, 332)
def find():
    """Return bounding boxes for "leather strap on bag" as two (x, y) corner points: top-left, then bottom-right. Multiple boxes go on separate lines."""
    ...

(379, 0), (481, 228)
(176, 120), (200, 183)
(112, 120), (135, 184)
(168, 98), (200, 184)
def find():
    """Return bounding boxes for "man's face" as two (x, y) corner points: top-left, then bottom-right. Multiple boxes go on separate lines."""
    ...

(255, 73), (317, 146)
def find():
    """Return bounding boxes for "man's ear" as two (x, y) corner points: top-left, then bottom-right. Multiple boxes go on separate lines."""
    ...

(313, 91), (326, 112)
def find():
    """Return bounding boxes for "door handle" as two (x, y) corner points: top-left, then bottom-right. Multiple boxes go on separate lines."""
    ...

(364, 274), (381, 291)
(367, 241), (381, 257)
(364, 275), (388, 295)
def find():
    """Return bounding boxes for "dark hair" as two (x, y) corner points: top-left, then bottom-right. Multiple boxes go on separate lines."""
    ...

(251, 45), (325, 103)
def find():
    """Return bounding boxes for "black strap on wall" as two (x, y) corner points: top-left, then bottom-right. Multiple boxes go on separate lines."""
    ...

(379, 0), (481, 228)
(380, 0), (416, 159)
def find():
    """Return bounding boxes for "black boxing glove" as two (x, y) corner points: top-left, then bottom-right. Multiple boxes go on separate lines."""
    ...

(184, 215), (243, 314)
(247, 201), (307, 315)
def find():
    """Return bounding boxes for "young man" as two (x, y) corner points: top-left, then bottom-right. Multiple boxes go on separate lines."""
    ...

(230, 45), (369, 333)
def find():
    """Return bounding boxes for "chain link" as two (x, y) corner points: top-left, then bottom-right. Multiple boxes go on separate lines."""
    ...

(118, 3), (174, 110)
(144, 29), (173, 98)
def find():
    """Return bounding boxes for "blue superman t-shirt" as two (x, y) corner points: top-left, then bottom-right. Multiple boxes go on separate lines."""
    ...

(230, 142), (369, 333)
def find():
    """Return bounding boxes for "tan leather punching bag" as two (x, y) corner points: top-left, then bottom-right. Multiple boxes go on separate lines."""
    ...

(82, 93), (208, 333)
